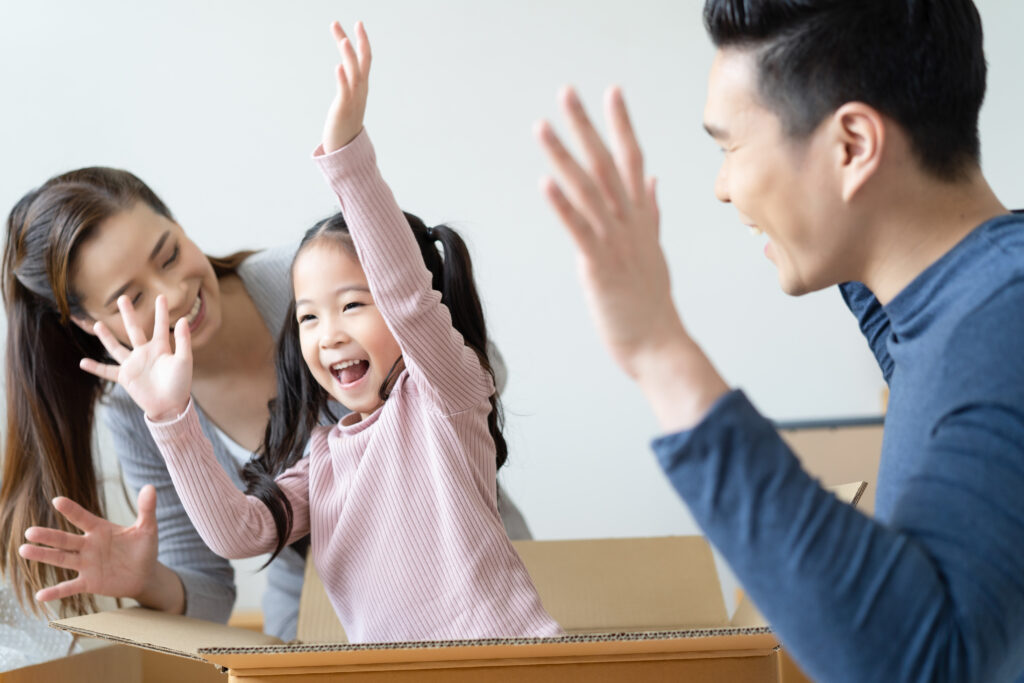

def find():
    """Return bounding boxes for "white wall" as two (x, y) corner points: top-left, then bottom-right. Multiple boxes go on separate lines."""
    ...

(2, 1), (1022, 615)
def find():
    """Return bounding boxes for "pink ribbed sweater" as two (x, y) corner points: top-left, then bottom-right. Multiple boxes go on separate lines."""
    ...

(147, 130), (561, 643)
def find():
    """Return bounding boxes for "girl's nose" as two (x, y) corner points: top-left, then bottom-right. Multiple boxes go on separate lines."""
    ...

(319, 316), (350, 347)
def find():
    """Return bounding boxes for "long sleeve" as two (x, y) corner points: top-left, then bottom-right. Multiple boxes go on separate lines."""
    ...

(104, 388), (236, 622)
(145, 401), (311, 560)
(655, 390), (1024, 682)
(839, 281), (894, 381)
(313, 130), (493, 414)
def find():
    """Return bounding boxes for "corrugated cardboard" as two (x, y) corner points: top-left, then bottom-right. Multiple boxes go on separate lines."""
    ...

(779, 417), (883, 514)
(0, 644), (141, 683)
(50, 481), (865, 682)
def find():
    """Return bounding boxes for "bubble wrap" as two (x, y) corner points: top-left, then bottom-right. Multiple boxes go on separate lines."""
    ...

(0, 582), (76, 672)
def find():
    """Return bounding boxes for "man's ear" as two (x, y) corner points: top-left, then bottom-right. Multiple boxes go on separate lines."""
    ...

(70, 315), (96, 336)
(831, 102), (885, 203)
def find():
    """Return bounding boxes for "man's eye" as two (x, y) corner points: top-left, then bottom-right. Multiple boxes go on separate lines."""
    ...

(162, 245), (179, 268)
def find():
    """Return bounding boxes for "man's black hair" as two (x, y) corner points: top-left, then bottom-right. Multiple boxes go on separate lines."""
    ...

(704, 0), (987, 181)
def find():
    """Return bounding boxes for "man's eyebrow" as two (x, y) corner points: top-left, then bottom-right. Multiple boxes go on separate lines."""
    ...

(102, 231), (170, 307)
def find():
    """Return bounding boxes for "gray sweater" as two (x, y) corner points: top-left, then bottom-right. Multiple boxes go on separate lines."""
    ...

(102, 243), (529, 640)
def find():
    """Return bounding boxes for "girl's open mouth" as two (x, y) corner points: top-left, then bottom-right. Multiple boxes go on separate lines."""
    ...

(331, 359), (370, 388)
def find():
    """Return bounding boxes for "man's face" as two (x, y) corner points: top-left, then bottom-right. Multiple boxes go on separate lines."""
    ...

(703, 48), (852, 296)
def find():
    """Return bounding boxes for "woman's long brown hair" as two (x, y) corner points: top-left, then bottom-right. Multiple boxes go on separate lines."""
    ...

(0, 167), (249, 617)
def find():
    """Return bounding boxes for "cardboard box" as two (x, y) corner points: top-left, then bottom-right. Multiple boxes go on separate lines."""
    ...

(50, 481), (865, 682)
(778, 417), (883, 514)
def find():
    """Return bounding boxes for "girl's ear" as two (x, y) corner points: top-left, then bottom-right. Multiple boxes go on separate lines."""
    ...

(70, 315), (96, 336)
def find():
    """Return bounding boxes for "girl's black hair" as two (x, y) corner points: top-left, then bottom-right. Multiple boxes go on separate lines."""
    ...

(241, 211), (507, 563)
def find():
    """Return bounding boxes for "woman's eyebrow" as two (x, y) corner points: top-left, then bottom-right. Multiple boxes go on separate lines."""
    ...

(103, 231), (170, 306)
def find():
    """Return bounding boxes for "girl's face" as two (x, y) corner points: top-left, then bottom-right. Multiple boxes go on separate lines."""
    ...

(70, 201), (222, 349)
(292, 240), (402, 421)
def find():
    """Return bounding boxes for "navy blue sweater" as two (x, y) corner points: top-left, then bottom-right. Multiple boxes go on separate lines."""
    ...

(653, 212), (1024, 682)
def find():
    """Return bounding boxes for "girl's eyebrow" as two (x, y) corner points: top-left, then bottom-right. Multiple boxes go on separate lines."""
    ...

(295, 285), (370, 307)
(103, 231), (171, 307)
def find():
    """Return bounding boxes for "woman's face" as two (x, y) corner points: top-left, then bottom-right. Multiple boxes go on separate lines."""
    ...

(69, 201), (222, 350)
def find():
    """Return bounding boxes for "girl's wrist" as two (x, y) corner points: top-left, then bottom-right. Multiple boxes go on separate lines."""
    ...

(146, 401), (188, 423)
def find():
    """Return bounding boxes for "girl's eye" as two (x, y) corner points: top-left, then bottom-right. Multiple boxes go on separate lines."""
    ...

(343, 302), (364, 312)
(162, 245), (179, 268)
(298, 313), (316, 324)
(131, 292), (142, 306)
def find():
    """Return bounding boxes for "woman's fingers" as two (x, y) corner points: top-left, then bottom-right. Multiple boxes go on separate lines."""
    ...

(18, 543), (78, 571)
(34, 577), (86, 604)
(173, 316), (192, 369)
(152, 294), (170, 345)
(559, 87), (630, 216)
(92, 320), (130, 364)
(23, 526), (84, 552)
(52, 496), (102, 534)
(79, 357), (121, 382)
(117, 296), (149, 348)
(135, 485), (158, 532)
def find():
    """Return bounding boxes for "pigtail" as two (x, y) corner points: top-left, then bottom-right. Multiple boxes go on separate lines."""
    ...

(243, 214), (351, 564)
(243, 301), (333, 565)
(406, 213), (508, 472)
(0, 196), (109, 618)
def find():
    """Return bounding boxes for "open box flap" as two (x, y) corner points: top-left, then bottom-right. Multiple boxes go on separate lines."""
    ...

(51, 607), (281, 662)
(198, 627), (777, 671)
(512, 535), (729, 633)
(298, 535), (731, 644)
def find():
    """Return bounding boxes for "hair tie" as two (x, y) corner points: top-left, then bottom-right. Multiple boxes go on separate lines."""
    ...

(425, 226), (437, 241)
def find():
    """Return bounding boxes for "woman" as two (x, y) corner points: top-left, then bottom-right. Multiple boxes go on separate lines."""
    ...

(0, 166), (527, 640)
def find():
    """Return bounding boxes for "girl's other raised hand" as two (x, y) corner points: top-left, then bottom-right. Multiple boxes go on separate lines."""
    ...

(79, 294), (193, 422)
(322, 20), (372, 154)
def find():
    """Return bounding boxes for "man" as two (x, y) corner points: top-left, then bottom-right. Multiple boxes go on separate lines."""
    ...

(535, 1), (1024, 681)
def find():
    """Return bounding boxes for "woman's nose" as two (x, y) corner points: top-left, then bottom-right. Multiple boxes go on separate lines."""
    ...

(160, 281), (191, 321)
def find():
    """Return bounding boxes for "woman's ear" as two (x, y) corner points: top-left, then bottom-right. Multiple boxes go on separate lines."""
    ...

(832, 102), (885, 203)
(70, 315), (96, 336)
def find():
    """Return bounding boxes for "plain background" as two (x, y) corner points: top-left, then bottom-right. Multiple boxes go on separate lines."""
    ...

(2, 1), (1022, 617)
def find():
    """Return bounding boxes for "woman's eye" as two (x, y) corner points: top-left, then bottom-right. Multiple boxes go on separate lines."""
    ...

(162, 245), (179, 268)
(298, 313), (316, 324)
(131, 292), (142, 306)
(343, 302), (364, 312)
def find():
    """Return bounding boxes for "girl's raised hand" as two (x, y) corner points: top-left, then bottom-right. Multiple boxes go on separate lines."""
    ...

(322, 20), (372, 154)
(79, 294), (193, 422)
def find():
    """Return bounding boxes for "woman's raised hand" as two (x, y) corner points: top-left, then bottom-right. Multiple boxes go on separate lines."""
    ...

(322, 20), (372, 154)
(79, 294), (192, 422)
(18, 486), (165, 606)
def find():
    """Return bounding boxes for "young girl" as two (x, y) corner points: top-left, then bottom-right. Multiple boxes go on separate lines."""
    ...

(80, 21), (561, 643)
